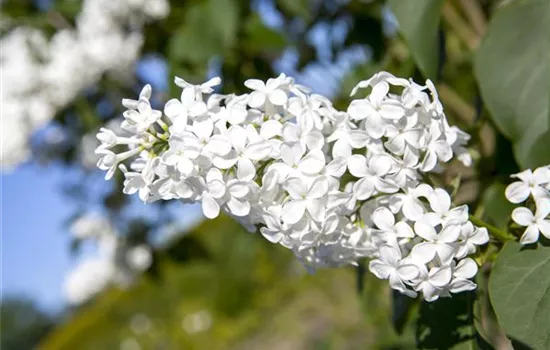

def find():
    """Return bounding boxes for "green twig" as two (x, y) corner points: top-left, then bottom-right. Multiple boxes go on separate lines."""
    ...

(469, 215), (515, 243)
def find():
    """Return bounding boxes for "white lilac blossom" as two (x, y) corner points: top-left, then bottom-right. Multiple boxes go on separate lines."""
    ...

(1, 0), (169, 170)
(505, 165), (550, 244)
(64, 214), (153, 305)
(95, 72), (489, 301)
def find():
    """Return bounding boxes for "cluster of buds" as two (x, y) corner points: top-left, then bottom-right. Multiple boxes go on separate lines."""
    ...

(96, 72), (489, 301)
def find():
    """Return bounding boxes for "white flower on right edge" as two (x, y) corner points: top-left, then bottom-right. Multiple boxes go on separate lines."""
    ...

(511, 200), (550, 244)
(505, 167), (550, 203)
(504, 165), (550, 244)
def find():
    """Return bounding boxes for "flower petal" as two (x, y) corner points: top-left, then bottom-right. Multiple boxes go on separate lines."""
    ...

(372, 207), (395, 231)
(435, 244), (456, 264)
(244, 79), (265, 91)
(202, 195), (220, 219)
(353, 178), (375, 200)
(347, 155), (369, 178)
(237, 158), (256, 181)
(410, 242), (437, 263)
(307, 177), (329, 199)
(248, 91), (266, 108)
(511, 207), (535, 226)
(429, 266), (452, 287)
(245, 142), (272, 161)
(369, 154), (393, 176)
(380, 244), (401, 265)
(455, 258), (478, 279)
(450, 279), (476, 293)
(369, 260), (393, 279)
(535, 198), (550, 219)
(268, 89), (288, 106)
(505, 181), (530, 203)
(282, 200), (306, 225)
(298, 149), (325, 175)
(520, 224), (540, 244)
(260, 120), (283, 139)
(403, 197), (424, 221)
(226, 198), (250, 217)
(193, 119), (213, 140)
(397, 264), (419, 280)
(284, 177), (306, 199)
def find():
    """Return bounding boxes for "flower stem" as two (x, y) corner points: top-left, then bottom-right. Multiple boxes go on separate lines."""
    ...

(468, 215), (515, 243)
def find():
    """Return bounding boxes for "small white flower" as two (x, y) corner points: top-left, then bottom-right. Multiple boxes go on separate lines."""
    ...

(369, 245), (419, 296)
(420, 123), (453, 172)
(371, 207), (414, 246)
(96, 147), (142, 180)
(175, 76), (221, 100)
(188, 170), (227, 219)
(122, 84), (152, 110)
(448, 258), (478, 293)
(512, 200), (550, 244)
(244, 74), (289, 108)
(455, 222), (489, 259)
(213, 125), (272, 180)
(271, 142), (326, 179)
(347, 81), (404, 139)
(411, 218), (460, 264)
(162, 135), (201, 175)
(121, 98), (162, 134)
(413, 265), (452, 302)
(224, 179), (251, 217)
(427, 188), (469, 224)
(180, 119), (232, 160)
(282, 176), (328, 224)
(389, 183), (433, 221)
(347, 154), (398, 200)
(505, 167), (550, 203)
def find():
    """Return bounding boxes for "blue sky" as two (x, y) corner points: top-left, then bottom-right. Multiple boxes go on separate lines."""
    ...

(0, 56), (171, 312)
(1, 164), (76, 311)
(0, 161), (203, 312)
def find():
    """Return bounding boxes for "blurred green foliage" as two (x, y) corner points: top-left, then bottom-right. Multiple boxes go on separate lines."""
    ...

(0, 297), (56, 350)
(41, 216), (413, 349)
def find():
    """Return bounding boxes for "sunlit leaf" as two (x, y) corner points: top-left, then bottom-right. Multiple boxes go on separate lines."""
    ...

(388, 0), (444, 80)
(475, 0), (550, 168)
(489, 241), (550, 350)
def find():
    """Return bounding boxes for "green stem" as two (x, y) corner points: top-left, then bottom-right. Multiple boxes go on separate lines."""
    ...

(469, 215), (515, 243)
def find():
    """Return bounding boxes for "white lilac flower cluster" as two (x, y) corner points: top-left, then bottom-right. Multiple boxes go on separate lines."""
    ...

(95, 72), (489, 301)
(64, 214), (153, 305)
(0, 0), (169, 170)
(505, 166), (550, 244)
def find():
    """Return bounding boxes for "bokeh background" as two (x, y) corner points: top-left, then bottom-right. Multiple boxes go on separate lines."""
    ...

(1, 0), (534, 348)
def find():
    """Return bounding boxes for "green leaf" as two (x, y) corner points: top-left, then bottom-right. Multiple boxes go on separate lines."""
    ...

(475, 0), (550, 168)
(391, 290), (417, 335)
(416, 292), (482, 349)
(359, 273), (416, 348)
(489, 241), (550, 350)
(388, 0), (444, 80)
(481, 182), (515, 230)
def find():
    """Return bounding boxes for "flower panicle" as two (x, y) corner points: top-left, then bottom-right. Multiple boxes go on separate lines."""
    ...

(96, 71), (490, 302)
